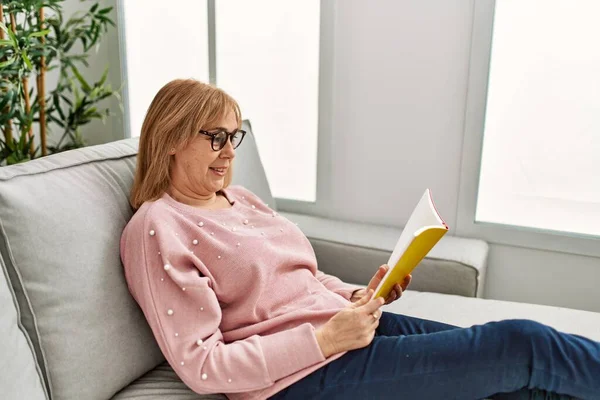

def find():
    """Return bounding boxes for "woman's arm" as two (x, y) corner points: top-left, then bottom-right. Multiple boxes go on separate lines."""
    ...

(121, 209), (327, 394)
(315, 270), (365, 301)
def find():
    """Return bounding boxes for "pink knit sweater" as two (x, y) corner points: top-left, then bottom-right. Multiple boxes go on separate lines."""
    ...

(120, 185), (364, 400)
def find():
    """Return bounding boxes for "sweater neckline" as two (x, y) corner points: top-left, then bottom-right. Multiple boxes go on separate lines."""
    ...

(161, 187), (239, 215)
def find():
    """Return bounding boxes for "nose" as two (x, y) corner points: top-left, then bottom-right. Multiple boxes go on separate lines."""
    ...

(219, 137), (235, 159)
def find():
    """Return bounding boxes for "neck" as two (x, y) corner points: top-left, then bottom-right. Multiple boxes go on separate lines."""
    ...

(166, 185), (220, 208)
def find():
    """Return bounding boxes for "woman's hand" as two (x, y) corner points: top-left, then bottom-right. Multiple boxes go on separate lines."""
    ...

(315, 289), (384, 358)
(350, 265), (412, 305)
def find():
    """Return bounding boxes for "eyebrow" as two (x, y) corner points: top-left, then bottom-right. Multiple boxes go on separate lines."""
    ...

(209, 127), (237, 132)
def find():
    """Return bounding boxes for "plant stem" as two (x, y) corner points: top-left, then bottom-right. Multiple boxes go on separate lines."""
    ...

(37, 6), (47, 156)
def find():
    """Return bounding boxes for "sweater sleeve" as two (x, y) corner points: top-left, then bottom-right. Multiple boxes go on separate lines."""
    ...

(315, 270), (365, 301)
(122, 210), (326, 395)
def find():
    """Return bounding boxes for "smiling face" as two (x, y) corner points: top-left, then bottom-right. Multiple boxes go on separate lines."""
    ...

(167, 110), (238, 203)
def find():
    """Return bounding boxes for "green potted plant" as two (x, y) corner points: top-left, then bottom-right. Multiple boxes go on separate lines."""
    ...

(0, 0), (119, 165)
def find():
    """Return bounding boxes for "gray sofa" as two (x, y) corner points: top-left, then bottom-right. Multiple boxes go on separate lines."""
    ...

(1, 121), (599, 400)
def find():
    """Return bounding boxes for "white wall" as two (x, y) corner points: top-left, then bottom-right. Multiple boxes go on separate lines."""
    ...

(323, 0), (599, 313)
(96, 0), (599, 312)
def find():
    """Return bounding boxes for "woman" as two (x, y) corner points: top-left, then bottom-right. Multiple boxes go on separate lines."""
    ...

(120, 79), (600, 400)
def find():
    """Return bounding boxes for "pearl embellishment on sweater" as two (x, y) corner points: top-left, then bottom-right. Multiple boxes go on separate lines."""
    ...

(197, 339), (203, 346)
(243, 219), (248, 225)
(217, 255), (221, 259)
(236, 242), (240, 247)
(251, 205), (256, 209)
(203, 346), (207, 350)
(228, 379), (232, 383)
(231, 227), (236, 232)
(181, 361), (184, 366)
(198, 222), (204, 227)
(164, 264), (171, 271)
(210, 232), (214, 236)
(167, 309), (174, 316)
(149, 230), (155, 236)
(182, 287), (186, 291)
(201, 373), (208, 380)
(193, 239), (198, 245)
(175, 333), (179, 337)
(200, 307), (204, 311)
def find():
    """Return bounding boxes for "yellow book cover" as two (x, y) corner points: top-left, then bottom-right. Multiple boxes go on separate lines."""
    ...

(372, 188), (449, 300)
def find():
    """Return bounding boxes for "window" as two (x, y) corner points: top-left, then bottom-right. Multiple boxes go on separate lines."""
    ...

(118, 0), (320, 202)
(475, 0), (600, 238)
(119, 1), (209, 138)
(215, 0), (320, 202)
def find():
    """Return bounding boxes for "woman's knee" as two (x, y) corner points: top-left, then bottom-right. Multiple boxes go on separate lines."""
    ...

(496, 319), (547, 340)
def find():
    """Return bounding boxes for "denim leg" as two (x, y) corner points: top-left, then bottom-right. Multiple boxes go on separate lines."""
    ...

(376, 311), (461, 336)
(270, 319), (600, 400)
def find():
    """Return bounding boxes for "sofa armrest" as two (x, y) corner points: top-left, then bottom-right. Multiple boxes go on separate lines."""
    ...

(280, 212), (489, 298)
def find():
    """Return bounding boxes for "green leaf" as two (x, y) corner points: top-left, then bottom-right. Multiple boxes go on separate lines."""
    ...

(18, 131), (26, 149)
(70, 65), (92, 93)
(60, 95), (72, 106)
(21, 50), (33, 70)
(97, 66), (109, 86)
(90, 3), (99, 13)
(7, 27), (18, 48)
(27, 29), (51, 38)
(0, 56), (17, 68)
(0, 39), (13, 46)
(98, 7), (112, 15)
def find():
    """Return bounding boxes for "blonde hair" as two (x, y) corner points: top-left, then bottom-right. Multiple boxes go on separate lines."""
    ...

(129, 79), (242, 210)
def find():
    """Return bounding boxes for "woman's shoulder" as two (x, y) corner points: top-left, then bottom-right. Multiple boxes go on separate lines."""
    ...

(225, 185), (268, 205)
(125, 195), (184, 234)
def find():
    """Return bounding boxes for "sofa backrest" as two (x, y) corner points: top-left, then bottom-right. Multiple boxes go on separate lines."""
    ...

(0, 255), (48, 400)
(0, 120), (273, 400)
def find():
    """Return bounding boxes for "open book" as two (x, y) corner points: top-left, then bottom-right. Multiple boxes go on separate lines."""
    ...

(372, 189), (449, 300)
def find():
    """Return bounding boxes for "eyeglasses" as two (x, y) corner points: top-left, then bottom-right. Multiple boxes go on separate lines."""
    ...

(198, 129), (246, 151)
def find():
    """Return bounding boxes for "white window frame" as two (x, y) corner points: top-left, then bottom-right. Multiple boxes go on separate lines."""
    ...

(456, 0), (600, 258)
(118, 0), (329, 208)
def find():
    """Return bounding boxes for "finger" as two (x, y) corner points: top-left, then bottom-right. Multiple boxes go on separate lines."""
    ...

(367, 266), (386, 291)
(352, 289), (373, 307)
(402, 274), (412, 290)
(370, 310), (382, 325)
(395, 284), (403, 298)
(360, 296), (385, 314)
(373, 265), (387, 282)
(384, 289), (397, 305)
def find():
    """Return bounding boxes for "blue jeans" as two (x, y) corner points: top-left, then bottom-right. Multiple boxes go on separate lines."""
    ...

(269, 312), (600, 400)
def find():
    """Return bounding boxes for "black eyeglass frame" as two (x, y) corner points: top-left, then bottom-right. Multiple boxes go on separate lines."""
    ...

(198, 129), (246, 151)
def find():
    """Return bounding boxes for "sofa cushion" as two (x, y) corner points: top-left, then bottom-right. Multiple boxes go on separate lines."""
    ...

(111, 362), (226, 400)
(0, 120), (272, 399)
(0, 256), (48, 400)
(282, 211), (488, 298)
(383, 290), (600, 342)
(0, 138), (165, 400)
(231, 120), (276, 210)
